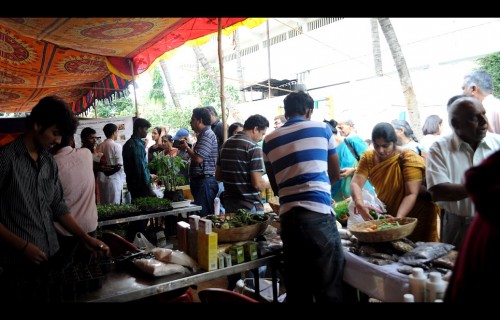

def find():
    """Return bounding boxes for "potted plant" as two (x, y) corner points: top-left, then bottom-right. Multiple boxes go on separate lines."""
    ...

(149, 153), (187, 202)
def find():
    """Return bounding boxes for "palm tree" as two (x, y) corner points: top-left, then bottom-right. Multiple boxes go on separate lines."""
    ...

(377, 18), (422, 139)
(159, 59), (182, 109)
(371, 18), (383, 77)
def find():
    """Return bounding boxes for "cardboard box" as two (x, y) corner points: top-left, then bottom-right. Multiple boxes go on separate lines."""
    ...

(218, 253), (225, 269)
(198, 218), (212, 235)
(229, 244), (245, 265)
(198, 232), (218, 271)
(244, 241), (258, 261)
(222, 252), (232, 267)
(176, 221), (190, 253)
(188, 215), (200, 231)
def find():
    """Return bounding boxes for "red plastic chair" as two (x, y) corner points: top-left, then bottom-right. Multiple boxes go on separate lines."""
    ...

(197, 288), (259, 303)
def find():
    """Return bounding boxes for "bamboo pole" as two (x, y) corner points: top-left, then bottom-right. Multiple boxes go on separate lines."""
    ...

(129, 59), (140, 118)
(218, 18), (227, 142)
(266, 20), (272, 99)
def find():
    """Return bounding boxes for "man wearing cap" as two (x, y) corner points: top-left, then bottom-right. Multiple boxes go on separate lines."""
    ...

(173, 128), (191, 183)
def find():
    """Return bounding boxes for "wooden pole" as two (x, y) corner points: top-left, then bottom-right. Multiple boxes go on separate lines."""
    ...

(129, 59), (140, 118)
(266, 20), (272, 99)
(218, 18), (227, 142)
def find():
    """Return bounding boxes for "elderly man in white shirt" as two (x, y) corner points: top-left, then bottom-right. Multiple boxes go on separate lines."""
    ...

(462, 70), (500, 134)
(426, 96), (500, 248)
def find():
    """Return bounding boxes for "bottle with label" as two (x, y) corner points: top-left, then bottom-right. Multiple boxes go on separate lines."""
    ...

(426, 271), (447, 302)
(409, 267), (426, 302)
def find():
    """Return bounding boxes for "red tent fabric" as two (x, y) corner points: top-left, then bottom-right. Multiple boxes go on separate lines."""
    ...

(0, 18), (253, 115)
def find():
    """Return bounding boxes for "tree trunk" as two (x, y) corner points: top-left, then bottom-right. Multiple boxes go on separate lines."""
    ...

(159, 59), (181, 109)
(377, 18), (422, 139)
(233, 29), (246, 102)
(193, 45), (221, 93)
(370, 18), (383, 77)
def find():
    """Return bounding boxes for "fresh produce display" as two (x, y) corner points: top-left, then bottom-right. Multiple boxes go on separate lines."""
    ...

(207, 209), (269, 229)
(132, 197), (172, 212)
(97, 204), (139, 219)
(334, 198), (350, 222)
(362, 219), (400, 232)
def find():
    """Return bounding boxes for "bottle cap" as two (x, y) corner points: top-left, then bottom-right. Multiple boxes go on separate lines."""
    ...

(412, 267), (425, 277)
(404, 293), (415, 302)
(429, 271), (442, 282)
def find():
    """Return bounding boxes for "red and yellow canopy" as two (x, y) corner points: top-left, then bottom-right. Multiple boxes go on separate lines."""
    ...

(0, 18), (266, 114)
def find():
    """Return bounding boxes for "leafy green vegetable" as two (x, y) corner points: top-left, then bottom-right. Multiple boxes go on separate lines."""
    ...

(334, 199), (350, 220)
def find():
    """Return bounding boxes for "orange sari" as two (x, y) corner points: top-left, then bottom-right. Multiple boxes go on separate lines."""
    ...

(357, 150), (439, 242)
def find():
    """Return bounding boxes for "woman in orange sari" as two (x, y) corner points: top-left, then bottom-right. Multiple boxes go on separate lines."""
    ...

(350, 122), (439, 242)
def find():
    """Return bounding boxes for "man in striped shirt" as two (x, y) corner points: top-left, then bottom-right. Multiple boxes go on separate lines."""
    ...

(177, 107), (219, 217)
(262, 90), (344, 303)
(215, 114), (271, 214)
(0, 96), (109, 301)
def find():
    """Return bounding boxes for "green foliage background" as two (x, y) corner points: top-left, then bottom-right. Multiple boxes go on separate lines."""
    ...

(90, 65), (241, 132)
(476, 51), (500, 97)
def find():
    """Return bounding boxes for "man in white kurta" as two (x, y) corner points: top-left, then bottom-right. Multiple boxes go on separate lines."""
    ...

(98, 123), (126, 204)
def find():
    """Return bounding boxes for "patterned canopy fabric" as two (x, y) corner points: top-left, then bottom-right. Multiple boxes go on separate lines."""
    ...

(0, 17), (257, 115)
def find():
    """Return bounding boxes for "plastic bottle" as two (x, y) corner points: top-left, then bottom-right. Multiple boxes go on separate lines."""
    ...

(426, 272), (447, 302)
(214, 197), (220, 215)
(403, 293), (415, 302)
(409, 267), (426, 302)
(124, 191), (131, 204)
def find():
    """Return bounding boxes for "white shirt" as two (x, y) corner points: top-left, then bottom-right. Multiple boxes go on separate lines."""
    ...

(53, 146), (98, 235)
(426, 132), (500, 217)
(98, 138), (126, 204)
(483, 94), (500, 134)
(420, 134), (441, 151)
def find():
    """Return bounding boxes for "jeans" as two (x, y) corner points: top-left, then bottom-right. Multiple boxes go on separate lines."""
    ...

(190, 176), (218, 217)
(280, 206), (345, 303)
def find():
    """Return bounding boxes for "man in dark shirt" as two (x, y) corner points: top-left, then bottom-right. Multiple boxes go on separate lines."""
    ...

(122, 117), (157, 240)
(204, 105), (224, 153)
(0, 96), (109, 302)
(177, 108), (219, 217)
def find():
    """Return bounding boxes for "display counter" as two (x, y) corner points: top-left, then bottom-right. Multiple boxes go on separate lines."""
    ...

(70, 253), (282, 302)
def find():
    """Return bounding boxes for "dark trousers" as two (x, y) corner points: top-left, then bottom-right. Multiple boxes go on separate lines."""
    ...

(127, 187), (153, 241)
(280, 207), (345, 303)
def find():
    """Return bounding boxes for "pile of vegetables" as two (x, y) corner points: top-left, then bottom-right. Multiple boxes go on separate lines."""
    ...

(363, 219), (400, 232)
(207, 209), (269, 229)
(334, 199), (350, 222)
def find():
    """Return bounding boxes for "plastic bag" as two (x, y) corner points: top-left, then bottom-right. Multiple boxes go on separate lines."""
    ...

(132, 258), (189, 277)
(347, 188), (387, 227)
(133, 232), (156, 252)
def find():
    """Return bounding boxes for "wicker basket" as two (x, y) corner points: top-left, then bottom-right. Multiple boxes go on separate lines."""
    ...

(212, 214), (271, 243)
(348, 217), (417, 243)
(267, 196), (280, 214)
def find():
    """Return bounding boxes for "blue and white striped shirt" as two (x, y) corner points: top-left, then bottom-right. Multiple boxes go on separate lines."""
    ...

(262, 116), (337, 215)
